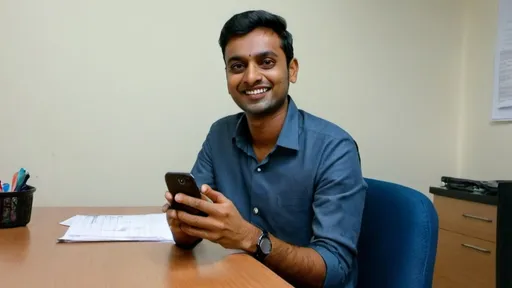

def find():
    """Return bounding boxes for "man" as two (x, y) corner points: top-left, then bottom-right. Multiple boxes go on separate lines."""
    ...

(162, 10), (367, 288)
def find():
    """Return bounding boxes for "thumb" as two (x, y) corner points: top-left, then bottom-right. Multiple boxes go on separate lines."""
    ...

(201, 184), (226, 203)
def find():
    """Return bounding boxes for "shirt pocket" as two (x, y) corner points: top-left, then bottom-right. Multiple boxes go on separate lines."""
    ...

(271, 167), (313, 212)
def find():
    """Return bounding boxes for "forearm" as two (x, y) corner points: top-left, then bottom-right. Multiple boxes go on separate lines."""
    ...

(265, 234), (326, 288)
(244, 226), (325, 288)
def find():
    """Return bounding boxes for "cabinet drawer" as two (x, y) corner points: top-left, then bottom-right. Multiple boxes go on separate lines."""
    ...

(433, 229), (495, 288)
(434, 195), (496, 242)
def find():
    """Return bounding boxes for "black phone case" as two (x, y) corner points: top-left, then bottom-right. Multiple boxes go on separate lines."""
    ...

(165, 172), (207, 216)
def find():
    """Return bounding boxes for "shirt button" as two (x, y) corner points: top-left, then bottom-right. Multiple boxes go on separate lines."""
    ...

(253, 207), (259, 215)
(256, 167), (261, 172)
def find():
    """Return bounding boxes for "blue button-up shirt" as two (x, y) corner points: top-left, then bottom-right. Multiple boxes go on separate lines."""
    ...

(191, 96), (367, 288)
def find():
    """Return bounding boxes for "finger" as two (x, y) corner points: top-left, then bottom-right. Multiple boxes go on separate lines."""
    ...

(166, 209), (180, 226)
(175, 210), (220, 231)
(174, 193), (218, 215)
(167, 208), (178, 220)
(161, 203), (169, 212)
(180, 224), (215, 241)
(165, 191), (173, 203)
(170, 219), (187, 235)
(201, 185), (227, 203)
(170, 218), (182, 229)
(200, 193), (213, 203)
(166, 210), (183, 229)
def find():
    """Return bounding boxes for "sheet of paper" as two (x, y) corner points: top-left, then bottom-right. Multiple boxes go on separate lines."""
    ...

(59, 216), (77, 226)
(57, 213), (174, 243)
(492, 0), (512, 121)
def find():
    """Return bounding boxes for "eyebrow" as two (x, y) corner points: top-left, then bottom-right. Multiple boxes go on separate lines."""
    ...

(226, 50), (279, 63)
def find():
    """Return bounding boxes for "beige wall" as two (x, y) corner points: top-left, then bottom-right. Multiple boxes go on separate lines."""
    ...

(459, 0), (512, 180)
(1, 0), (501, 207)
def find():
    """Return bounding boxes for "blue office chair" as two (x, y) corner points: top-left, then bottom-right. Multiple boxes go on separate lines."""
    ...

(356, 178), (439, 288)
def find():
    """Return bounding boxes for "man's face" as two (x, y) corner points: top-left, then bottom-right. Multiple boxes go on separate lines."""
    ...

(224, 27), (298, 117)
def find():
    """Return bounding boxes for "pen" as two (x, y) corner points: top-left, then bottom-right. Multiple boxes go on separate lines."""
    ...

(17, 173), (30, 191)
(14, 168), (26, 192)
(0, 181), (3, 192)
(11, 172), (18, 193)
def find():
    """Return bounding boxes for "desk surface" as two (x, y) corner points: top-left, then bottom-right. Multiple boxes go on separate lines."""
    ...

(0, 207), (291, 288)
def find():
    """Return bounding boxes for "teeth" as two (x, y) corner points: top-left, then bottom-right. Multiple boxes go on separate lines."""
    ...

(245, 88), (269, 95)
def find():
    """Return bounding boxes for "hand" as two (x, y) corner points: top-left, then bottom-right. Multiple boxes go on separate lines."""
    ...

(169, 184), (261, 251)
(162, 191), (202, 246)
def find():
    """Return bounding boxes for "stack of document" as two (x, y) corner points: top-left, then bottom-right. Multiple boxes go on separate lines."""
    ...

(57, 213), (175, 243)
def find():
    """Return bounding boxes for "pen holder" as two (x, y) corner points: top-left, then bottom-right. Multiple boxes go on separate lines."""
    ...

(0, 185), (36, 229)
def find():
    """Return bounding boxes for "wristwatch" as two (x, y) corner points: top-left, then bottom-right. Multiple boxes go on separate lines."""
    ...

(254, 229), (272, 262)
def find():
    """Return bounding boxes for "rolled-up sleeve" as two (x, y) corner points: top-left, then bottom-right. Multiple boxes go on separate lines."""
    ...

(309, 137), (367, 287)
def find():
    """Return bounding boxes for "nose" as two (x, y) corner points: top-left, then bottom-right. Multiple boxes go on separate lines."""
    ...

(242, 62), (262, 86)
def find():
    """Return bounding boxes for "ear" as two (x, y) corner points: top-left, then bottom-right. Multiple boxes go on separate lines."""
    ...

(288, 58), (299, 83)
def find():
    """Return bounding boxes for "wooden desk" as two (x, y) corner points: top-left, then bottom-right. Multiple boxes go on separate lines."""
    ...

(0, 207), (292, 288)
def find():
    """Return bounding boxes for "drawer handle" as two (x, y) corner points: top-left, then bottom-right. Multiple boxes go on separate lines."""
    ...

(462, 213), (493, 223)
(461, 243), (491, 254)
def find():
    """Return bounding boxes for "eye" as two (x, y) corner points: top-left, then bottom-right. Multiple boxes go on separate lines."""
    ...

(261, 58), (275, 69)
(229, 63), (245, 73)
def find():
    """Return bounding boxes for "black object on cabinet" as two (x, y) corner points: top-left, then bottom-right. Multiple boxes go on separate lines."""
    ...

(497, 181), (512, 288)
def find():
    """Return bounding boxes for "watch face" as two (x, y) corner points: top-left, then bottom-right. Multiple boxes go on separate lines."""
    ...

(260, 238), (272, 254)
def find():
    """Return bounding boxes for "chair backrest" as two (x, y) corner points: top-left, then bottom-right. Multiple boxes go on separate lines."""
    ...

(356, 178), (439, 288)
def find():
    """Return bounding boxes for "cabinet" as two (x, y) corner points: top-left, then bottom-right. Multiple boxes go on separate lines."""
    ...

(430, 189), (498, 288)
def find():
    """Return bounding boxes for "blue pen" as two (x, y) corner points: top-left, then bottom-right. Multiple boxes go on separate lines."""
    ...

(18, 173), (30, 191)
(2, 183), (10, 192)
(14, 168), (26, 192)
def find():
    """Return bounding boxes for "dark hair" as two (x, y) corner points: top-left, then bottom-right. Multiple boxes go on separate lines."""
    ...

(218, 10), (294, 65)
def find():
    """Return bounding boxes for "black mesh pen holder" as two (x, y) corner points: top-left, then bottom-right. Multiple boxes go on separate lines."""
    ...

(0, 185), (36, 229)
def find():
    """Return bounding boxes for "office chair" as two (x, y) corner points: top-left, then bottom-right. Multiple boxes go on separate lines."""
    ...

(356, 178), (439, 288)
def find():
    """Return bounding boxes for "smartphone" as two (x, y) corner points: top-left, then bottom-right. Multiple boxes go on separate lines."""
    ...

(165, 172), (207, 216)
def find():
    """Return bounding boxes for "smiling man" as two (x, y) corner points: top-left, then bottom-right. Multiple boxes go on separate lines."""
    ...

(163, 10), (367, 288)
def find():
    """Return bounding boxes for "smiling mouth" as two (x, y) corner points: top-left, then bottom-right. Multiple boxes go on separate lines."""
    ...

(244, 87), (270, 95)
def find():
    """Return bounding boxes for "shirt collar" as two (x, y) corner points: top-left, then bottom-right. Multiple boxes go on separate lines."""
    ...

(233, 95), (300, 151)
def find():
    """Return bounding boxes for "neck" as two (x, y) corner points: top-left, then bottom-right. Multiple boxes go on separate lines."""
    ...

(246, 99), (289, 149)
